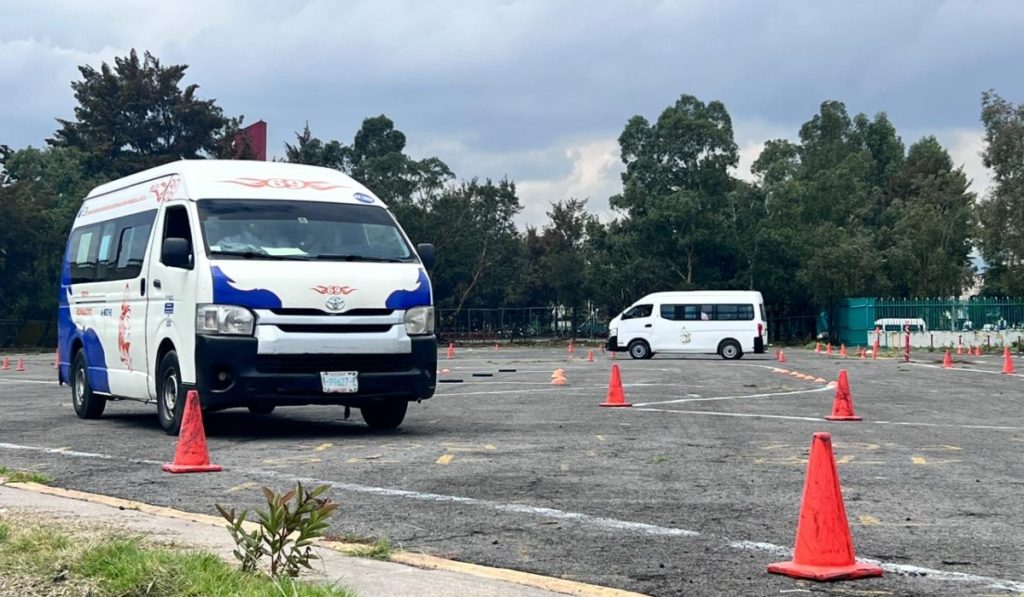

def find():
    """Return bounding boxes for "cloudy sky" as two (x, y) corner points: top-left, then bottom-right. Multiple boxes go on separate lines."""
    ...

(2, 0), (1022, 225)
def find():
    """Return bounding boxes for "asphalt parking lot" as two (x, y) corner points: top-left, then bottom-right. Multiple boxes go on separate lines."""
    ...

(2, 346), (1023, 596)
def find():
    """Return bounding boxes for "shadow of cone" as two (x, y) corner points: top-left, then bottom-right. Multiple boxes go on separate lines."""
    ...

(942, 350), (953, 369)
(163, 390), (222, 474)
(825, 370), (861, 421)
(1003, 347), (1017, 374)
(768, 432), (882, 581)
(600, 364), (631, 407)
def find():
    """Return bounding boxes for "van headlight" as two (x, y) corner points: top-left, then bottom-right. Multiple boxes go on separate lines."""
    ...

(196, 304), (255, 335)
(404, 306), (435, 336)
(610, 326), (618, 337)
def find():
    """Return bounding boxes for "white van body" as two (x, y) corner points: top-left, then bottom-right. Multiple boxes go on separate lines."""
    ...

(607, 291), (767, 359)
(58, 160), (436, 433)
(874, 318), (927, 333)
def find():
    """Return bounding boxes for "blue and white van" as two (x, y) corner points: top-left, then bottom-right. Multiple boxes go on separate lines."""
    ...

(58, 160), (437, 434)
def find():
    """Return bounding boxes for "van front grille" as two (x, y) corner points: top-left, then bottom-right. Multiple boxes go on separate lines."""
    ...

(255, 353), (414, 374)
(274, 324), (393, 334)
(268, 308), (394, 317)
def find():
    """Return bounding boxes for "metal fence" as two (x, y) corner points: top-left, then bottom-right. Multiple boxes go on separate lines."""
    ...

(436, 307), (608, 342)
(874, 297), (1024, 332)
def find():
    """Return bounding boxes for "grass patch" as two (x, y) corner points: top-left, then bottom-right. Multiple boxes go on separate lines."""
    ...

(0, 518), (354, 597)
(0, 466), (54, 485)
(347, 537), (393, 560)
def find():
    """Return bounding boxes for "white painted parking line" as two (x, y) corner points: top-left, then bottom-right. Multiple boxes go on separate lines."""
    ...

(633, 386), (831, 407)
(910, 362), (1022, 378)
(633, 407), (1024, 431)
(1, 440), (1022, 592)
(0, 378), (60, 385)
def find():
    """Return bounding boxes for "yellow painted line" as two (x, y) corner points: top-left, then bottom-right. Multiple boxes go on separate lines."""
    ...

(560, 464), (570, 472)
(835, 454), (855, 465)
(313, 443), (333, 452)
(484, 444), (497, 451)
(911, 456), (961, 465)
(857, 515), (881, 526)
(226, 482), (259, 493)
(436, 454), (455, 465)
(262, 455), (322, 466)
(5, 482), (648, 597)
(595, 435), (606, 441)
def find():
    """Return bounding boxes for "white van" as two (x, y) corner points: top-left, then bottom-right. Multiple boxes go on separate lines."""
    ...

(607, 291), (767, 359)
(58, 160), (436, 434)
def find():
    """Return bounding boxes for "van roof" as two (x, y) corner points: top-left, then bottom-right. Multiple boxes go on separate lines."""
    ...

(85, 159), (380, 205)
(638, 291), (764, 302)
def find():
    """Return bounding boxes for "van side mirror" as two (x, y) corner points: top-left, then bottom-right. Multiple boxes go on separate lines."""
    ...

(162, 237), (192, 269)
(416, 243), (436, 270)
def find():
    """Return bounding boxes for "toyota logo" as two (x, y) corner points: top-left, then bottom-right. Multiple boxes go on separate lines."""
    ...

(325, 296), (346, 312)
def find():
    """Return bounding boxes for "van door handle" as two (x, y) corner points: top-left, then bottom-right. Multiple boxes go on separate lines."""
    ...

(140, 278), (146, 296)
(644, 324), (652, 328)
(153, 279), (162, 289)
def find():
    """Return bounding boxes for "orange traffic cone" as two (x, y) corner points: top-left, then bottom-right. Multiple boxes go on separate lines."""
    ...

(826, 344), (833, 357)
(767, 432), (883, 581)
(942, 350), (953, 369)
(446, 343), (455, 359)
(1003, 347), (1017, 375)
(494, 343), (499, 352)
(858, 348), (865, 360)
(974, 345), (982, 357)
(1, 356), (9, 370)
(15, 358), (26, 372)
(568, 341), (574, 354)
(600, 364), (631, 407)
(872, 338), (880, 360)
(839, 344), (847, 358)
(777, 349), (786, 363)
(956, 344), (963, 355)
(162, 390), (221, 474)
(586, 350), (595, 362)
(815, 343), (821, 354)
(825, 370), (861, 421)
(550, 369), (567, 385)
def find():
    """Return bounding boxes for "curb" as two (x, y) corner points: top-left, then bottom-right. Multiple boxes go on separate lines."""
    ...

(2, 481), (649, 597)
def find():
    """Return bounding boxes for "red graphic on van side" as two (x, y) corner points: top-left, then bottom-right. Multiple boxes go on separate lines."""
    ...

(118, 284), (133, 370)
(222, 178), (349, 191)
(150, 176), (181, 203)
(311, 285), (356, 295)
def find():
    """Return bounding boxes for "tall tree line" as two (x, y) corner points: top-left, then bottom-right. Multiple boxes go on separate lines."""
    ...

(1, 50), (1021, 339)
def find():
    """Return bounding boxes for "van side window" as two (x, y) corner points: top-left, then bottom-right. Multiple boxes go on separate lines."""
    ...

(94, 221), (118, 281)
(112, 211), (156, 280)
(622, 305), (653, 320)
(69, 227), (99, 284)
(715, 304), (755, 321)
(162, 206), (194, 267)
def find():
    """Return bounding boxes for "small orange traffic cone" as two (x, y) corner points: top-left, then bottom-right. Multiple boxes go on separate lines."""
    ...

(446, 343), (455, 359)
(15, 358), (26, 372)
(826, 344), (833, 357)
(956, 344), (963, 355)
(162, 391), (221, 474)
(777, 349), (786, 363)
(839, 344), (847, 358)
(1003, 347), (1017, 375)
(872, 338), (880, 360)
(858, 348), (865, 360)
(568, 341), (574, 354)
(825, 370), (861, 421)
(600, 364), (631, 407)
(1, 356), (9, 370)
(767, 432), (882, 581)
(550, 369), (567, 385)
(942, 350), (953, 369)
(974, 345), (982, 357)
(586, 350), (595, 362)
(494, 343), (499, 352)
(815, 343), (821, 354)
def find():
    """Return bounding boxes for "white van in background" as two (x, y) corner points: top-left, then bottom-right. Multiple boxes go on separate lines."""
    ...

(58, 160), (437, 434)
(607, 291), (767, 359)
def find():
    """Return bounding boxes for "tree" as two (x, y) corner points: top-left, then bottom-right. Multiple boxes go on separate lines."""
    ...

(976, 91), (1024, 295)
(49, 49), (240, 178)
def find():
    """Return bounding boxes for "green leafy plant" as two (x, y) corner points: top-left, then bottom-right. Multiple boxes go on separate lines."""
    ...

(216, 483), (338, 577)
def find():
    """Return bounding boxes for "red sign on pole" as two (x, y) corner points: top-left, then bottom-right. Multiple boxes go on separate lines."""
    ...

(232, 120), (267, 161)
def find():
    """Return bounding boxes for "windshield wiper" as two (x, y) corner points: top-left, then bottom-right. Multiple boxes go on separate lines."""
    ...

(313, 254), (409, 263)
(211, 250), (312, 261)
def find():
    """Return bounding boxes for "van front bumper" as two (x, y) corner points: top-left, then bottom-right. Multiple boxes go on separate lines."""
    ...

(606, 335), (622, 352)
(193, 335), (436, 409)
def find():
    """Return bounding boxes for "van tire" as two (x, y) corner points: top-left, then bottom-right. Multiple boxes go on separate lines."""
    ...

(248, 404), (276, 415)
(71, 350), (105, 419)
(157, 351), (185, 435)
(360, 400), (408, 430)
(719, 339), (743, 360)
(628, 340), (652, 360)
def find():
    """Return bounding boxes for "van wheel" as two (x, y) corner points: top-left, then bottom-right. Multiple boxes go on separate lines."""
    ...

(71, 350), (105, 419)
(719, 340), (743, 360)
(360, 401), (408, 430)
(248, 404), (276, 415)
(628, 340), (652, 360)
(157, 351), (185, 435)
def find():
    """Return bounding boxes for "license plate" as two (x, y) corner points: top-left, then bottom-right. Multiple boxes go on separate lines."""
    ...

(320, 371), (358, 393)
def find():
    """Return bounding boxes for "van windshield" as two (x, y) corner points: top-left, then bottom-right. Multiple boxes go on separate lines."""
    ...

(197, 199), (415, 262)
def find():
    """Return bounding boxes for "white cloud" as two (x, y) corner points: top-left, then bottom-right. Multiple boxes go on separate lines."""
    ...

(940, 129), (990, 198)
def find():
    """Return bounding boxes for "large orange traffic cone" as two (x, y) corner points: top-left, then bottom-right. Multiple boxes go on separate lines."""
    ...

(1, 356), (9, 370)
(551, 369), (567, 385)
(446, 343), (455, 359)
(1003, 347), (1017, 375)
(15, 358), (26, 372)
(942, 350), (953, 369)
(162, 391), (222, 474)
(600, 364), (631, 407)
(825, 370), (861, 421)
(767, 432), (883, 581)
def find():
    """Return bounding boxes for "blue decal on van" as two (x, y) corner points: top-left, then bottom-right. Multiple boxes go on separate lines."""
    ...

(385, 269), (432, 310)
(211, 266), (282, 309)
(81, 328), (110, 393)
